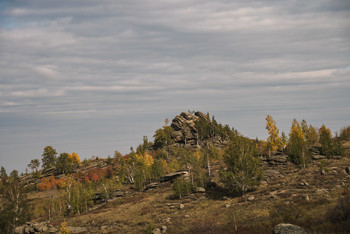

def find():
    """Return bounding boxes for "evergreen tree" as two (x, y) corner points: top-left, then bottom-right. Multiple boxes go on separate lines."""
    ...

(319, 124), (333, 157)
(288, 119), (309, 167)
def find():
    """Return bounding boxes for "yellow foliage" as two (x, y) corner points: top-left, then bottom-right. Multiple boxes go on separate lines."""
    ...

(193, 149), (202, 160)
(59, 221), (70, 234)
(68, 152), (81, 163)
(135, 152), (154, 166)
(290, 119), (305, 140)
(265, 115), (281, 152)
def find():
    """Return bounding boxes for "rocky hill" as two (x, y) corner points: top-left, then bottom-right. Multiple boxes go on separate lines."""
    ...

(3, 112), (350, 234)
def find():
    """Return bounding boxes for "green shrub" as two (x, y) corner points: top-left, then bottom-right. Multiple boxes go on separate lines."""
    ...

(172, 178), (192, 199)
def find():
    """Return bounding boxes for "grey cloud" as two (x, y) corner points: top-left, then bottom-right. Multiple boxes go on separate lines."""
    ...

(0, 0), (349, 172)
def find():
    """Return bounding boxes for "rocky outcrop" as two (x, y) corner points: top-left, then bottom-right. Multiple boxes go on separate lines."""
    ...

(160, 171), (189, 182)
(273, 223), (308, 234)
(15, 222), (57, 234)
(170, 112), (200, 146)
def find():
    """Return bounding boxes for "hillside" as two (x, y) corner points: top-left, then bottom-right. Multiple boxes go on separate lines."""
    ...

(1, 112), (350, 234)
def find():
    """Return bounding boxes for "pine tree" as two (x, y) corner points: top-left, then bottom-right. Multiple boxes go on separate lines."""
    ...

(288, 119), (309, 167)
(319, 124), (333, 157)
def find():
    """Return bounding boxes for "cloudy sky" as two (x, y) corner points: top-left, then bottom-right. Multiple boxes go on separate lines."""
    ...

(0, 0), (349, 173)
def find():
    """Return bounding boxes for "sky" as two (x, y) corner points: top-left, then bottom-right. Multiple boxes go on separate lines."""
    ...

(0, 0), (349, 173)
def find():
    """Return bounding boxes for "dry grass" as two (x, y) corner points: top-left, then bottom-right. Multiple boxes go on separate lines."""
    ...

(22, 151), (350, 233)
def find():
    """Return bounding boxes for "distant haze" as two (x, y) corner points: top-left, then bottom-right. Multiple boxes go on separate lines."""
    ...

(0, 0), (349, 172)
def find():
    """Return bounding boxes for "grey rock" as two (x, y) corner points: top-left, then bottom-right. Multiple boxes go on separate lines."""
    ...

(195, 187), (206, 193)
(152, 228), (161, 234)
(160, 171), (188, 182)
(15, 226), (25, 234)
(144, 182), (159, 191)
(48, 226), (58, 233)
(312, 155), (326, 160)
(161, 225), (168, 233)
(68, 226), (88, 233)
(273, 223), (308, 234)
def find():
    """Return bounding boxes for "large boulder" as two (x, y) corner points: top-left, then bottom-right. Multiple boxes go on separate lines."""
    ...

(160, 171), (189, 182)
(273, 223), (308, 234)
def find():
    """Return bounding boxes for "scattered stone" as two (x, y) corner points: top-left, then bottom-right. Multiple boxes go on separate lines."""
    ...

(15, 222), (58, 234)
(184, 215), (190, 218)
(273, 223), (308, 234)
(247, 195), (255, 202)
(161, 225), (168, 233)
(152, 228), (161, 234)
(301, 194), (310, 202)
(195, 187), (206, 193)
(68, 226), (88, 234)
(312, 155), (326, 160)
(222, 196), (229, 200)
(114, 190), (125, 197)
(225, 204), (231, 208)
(179, 204), (185, 210)
(266, 155), (288, 165)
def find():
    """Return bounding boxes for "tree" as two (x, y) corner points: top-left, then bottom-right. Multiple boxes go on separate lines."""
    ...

(265, 115), (281, 155)
(56, 153), (80, 174)
(0, 177), (30, 233)
(42, 146), (57, 169)
(202, 143), (220, 177)
(288, 119), (309, 167)
(220, 137), (263, 196)
(281, 132), (288, 152)
(319, 124), (333, 157)
(1, 166), (7, 182)
(153, 126), (174, 149)
(300, 119), (309, 141)
(307, 125), (318, 146)
(28, 159), (40, 173)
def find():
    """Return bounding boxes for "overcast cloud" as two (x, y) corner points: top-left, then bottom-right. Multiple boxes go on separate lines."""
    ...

(0, 0), (349, 172)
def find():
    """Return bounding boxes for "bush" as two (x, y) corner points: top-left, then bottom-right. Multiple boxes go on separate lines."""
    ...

(172, 178), (192, 199)
(220, 137), (263, 196)
(327, 194), (350, 223)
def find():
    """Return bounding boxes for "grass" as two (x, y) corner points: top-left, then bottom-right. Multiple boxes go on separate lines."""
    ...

(17, 148), (350, 233)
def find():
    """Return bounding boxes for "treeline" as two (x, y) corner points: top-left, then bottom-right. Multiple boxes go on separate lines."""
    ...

(265, 116), (345, 167)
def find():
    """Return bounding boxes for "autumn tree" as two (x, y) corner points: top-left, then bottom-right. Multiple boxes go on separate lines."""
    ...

(265, 115), (281, 155)
(307, 125), (318, 146)
(220, 136), (263, 196)
(42, 146), (58, 169)
(288, 119), (309, 167)
(56, 152), (80, 174)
